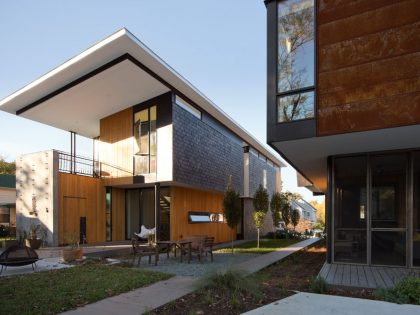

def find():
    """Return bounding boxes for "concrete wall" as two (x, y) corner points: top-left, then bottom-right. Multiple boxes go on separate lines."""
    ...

(16, 150), (58, 246)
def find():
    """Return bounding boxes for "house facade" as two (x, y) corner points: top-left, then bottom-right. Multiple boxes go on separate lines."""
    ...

(0, 29), (284, 246)
(265, 0), (420, 270)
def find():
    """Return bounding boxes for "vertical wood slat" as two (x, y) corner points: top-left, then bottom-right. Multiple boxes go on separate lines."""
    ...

(325, 263), (337, 284)
(350, 265), (359, 287)
(335, 264), (344, 286)
(363, 266), (378, 288)
(342, 264), (351, 287)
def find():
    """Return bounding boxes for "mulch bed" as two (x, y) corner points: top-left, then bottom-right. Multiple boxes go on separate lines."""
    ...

(151, 241), (375, 315)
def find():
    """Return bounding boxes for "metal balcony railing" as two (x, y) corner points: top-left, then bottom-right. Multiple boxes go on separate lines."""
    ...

(57, 151), (132, 178)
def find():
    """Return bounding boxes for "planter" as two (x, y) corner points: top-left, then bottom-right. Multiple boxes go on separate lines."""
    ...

(62, 248), (84, 262)
(2, 239), (18, 249)
(25, 239), (42, 249)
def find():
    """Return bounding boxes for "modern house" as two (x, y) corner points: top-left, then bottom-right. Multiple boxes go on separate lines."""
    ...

(0, 175), (16, 236)
(0, 29), (284, 246)
(265, 0), (420, 281)
(290, 198), (317, 224)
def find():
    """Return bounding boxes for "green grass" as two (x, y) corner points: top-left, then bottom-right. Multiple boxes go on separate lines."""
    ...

(215, 238), (301, 254)
(0, 264), (172, 315)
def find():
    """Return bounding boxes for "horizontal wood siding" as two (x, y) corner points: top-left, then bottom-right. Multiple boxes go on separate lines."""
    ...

(170, 186), (235, 244)
(99, 107), (133, 185)
(317, 0), (420, 136)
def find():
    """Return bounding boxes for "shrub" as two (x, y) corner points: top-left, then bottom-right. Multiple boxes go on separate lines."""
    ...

(374, 277), (420, 305)
(198, 269), (262, 305)
(309, 276), (328, 294)
(0, 225), (10, 237)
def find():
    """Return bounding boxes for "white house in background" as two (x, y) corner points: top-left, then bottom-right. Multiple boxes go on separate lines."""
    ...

(290, 199), (317, 224)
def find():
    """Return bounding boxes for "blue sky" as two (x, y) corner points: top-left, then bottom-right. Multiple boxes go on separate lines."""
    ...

(0, 0), (321, 201)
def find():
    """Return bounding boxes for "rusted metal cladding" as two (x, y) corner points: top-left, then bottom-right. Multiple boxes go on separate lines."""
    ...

(317, 0), (420, 136)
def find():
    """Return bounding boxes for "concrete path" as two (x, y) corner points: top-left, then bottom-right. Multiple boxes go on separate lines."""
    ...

(61, 237), (319, 315)
(236, 238), (319, 275)
(242, 292), (420, 315)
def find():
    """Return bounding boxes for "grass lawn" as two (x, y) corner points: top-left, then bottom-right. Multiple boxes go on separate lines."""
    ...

(0, 263), (172, 315)
(215, 238), (301, 254)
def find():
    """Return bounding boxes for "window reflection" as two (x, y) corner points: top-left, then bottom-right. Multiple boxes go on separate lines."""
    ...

(134, 106), (157, 174)
(277, 0), (314, 123)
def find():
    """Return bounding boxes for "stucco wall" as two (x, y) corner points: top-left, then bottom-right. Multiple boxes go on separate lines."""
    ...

(16, 150), (58, 246)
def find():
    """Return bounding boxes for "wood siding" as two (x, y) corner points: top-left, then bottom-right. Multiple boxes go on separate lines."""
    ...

(111, 188), (125, 241)
(99, 107), (133, 185)
(317, 0), (420, 136)
(170, 186), (235, 244)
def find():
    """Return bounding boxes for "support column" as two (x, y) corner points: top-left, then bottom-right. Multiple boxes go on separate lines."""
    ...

(70, 131), (77, 174)
(154, 183), (161, 242)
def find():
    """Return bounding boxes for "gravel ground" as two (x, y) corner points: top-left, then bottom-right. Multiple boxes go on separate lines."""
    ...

(128, 252), (259, 277)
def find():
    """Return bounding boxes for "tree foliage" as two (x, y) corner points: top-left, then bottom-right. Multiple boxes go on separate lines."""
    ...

(270, 192), (282, 238)
(310, 199), (325, 228)
(291, 209), (301, 230)
(253, 185), (269, 248)
(279, 191), (300, 229)
(223, 186), (242, 254)
(0, 156), (15, 175)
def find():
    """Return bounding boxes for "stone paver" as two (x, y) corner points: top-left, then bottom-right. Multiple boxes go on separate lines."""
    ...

(61, 238), (319, 315)
(242, 292), (420, 315)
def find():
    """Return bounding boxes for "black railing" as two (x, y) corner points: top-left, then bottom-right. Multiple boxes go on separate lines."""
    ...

(58, 151), (132, 178)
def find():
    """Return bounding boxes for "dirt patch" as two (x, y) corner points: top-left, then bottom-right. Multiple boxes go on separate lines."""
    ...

(150, 241), (375, 315)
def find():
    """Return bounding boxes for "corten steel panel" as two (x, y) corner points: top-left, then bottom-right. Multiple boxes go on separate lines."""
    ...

(317, 0), (420, 136)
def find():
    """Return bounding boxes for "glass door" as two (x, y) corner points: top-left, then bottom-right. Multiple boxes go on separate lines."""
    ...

(370, 154), (407, 266)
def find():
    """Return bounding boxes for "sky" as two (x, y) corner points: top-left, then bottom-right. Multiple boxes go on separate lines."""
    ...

(0, 0), (323, 202)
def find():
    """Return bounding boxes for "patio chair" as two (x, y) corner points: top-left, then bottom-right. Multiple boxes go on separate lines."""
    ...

(202, 236), (215, 262)
(184, 235), (206, 262)
(0, 245), (39, 274)
(131, 238), (158, 266)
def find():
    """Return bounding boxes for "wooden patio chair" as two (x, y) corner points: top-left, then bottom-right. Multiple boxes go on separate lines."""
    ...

(184, 235), (206, 262)
(131, 238), (158, 266)
(202, 236), (215, 262)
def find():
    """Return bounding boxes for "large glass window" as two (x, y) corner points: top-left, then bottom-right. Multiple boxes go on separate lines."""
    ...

(412, 152), (420, 266)
(333, 156), (367, 264)
(105, 188), (112, 241)
(134, 106), (157, 174)
(277, 0), (315, 122)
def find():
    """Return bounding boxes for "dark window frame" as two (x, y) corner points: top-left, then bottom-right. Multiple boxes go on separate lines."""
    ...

(275, 0), (316, 124)
(105, 187), (112, 242)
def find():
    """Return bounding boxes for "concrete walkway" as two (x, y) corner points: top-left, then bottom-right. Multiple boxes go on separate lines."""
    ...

(242, 292), (420, 315)
(61, 237), (319, 315)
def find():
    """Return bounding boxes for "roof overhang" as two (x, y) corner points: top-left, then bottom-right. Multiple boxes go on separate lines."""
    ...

(272, 124), (420, 193)
(0, 28), (284, 167)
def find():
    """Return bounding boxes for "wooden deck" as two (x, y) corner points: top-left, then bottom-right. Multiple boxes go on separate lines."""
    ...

(319, 262), (420, 289)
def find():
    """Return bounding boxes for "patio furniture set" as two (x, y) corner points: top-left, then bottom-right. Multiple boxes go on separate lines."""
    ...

(131, 235), (214, 266)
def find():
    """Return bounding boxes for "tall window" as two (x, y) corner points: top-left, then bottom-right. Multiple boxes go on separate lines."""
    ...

(105, 187), (112, 242)
(277, 0), (315, 122)
(134, 106), (157, 174)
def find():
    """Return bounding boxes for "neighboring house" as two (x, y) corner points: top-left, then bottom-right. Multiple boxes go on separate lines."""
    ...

(290, 199), (317, 224)
(265, 0), (420, 272)
(0, 29), (284, 246)
(0, 174), (16, 236)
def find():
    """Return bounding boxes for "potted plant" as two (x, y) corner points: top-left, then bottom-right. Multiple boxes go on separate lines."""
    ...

(25, 224), (42, 249)
(62, 232), (83, 262)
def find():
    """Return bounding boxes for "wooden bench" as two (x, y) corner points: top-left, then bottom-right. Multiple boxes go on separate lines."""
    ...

(131, 238), (158, 266)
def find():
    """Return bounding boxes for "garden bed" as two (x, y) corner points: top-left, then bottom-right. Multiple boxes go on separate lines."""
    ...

(151, 241), (375, 315)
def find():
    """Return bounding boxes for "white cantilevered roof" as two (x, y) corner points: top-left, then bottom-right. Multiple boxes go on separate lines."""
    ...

(0, 28), (284, 168)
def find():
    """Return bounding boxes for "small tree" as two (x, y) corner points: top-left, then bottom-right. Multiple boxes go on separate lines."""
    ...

(253, 185), (269, 248)
(223, 183), (242, 254)
(270, 192), (282, 239)
(279, 192), (291, 229)
(291, 209), (301, 230)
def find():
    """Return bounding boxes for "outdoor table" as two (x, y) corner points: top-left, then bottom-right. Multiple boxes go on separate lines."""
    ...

(157, 240), (192, 263)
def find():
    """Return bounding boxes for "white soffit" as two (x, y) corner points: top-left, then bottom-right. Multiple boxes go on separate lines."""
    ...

(274, 124), (420, 193)
(0, 28), (284, 167)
